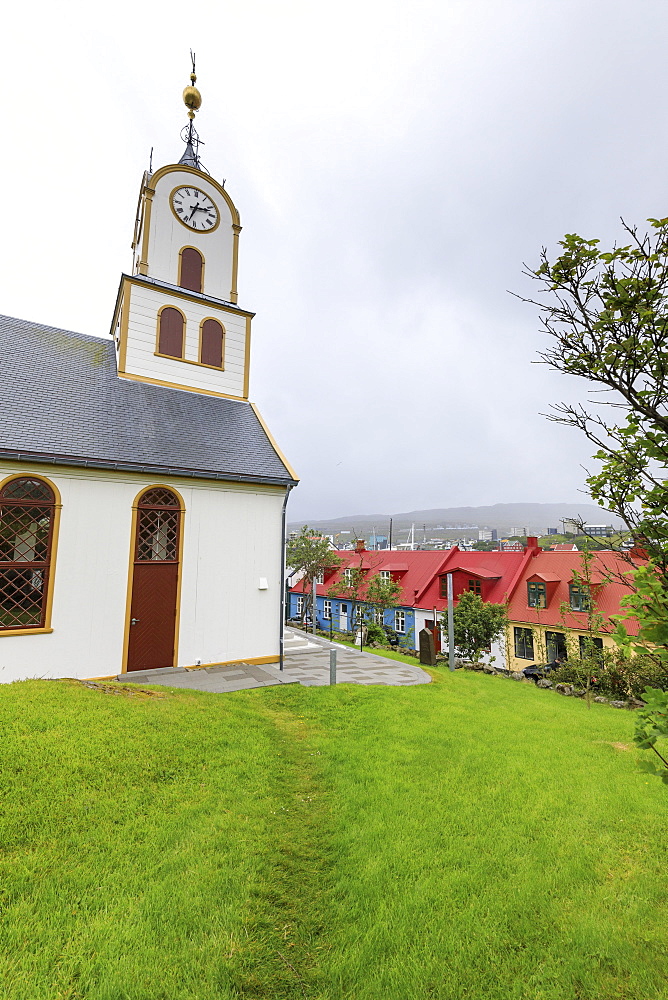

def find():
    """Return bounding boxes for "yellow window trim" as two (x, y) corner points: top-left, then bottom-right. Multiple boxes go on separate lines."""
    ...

(155, 303), (187, 360)
(0, 473), (62, 636)
(198, 317), (226, 370)
(177, 245), (206, 293)
(154, 351), (225, 373)
(0, 627), (54, 638)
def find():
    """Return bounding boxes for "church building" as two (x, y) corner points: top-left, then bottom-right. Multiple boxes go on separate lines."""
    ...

(0, 70), (298, 684)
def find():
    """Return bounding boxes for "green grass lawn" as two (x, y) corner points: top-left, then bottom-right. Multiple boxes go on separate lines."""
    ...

(1, 673), (667, 999)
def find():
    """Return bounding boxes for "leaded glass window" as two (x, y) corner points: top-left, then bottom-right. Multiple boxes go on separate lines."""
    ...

(135, 489), (181, 563)
(0, 477), (56, 630)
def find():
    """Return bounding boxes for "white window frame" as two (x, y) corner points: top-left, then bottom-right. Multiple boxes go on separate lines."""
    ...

(343, 568), (354, 585)
(379, 570), (391, 581)
(323, 599), (331, 620)
(395, 610), (405, 633)
(315, 570), (324, 585)
(296, 595), (304, 615)
(373, 608), (383, 625)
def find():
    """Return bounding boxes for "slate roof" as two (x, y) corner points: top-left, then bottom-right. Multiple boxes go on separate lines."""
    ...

(0, 314), (297, 486)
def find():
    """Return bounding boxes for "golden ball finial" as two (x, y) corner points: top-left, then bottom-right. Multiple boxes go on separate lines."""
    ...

(183, 84), (202, 114)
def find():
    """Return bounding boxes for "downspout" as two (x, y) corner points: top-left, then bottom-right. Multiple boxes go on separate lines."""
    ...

(279, 485), (293, 671)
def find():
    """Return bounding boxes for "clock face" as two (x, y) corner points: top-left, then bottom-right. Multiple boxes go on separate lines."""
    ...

(171, 186), (220, 232)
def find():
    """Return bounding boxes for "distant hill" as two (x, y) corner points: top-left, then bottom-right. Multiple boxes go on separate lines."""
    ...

(288, 502), (622, 542)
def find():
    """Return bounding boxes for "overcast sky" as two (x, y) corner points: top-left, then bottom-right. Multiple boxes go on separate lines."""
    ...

(2, 0), (665, 521)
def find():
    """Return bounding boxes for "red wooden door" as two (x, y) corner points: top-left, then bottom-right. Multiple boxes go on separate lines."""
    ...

(126, 488), (182, 672)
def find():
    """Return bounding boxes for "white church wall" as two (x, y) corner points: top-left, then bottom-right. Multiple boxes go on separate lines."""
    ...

(0, 463), (285, 684)
(177, 484), (283, 667)
(120, 281), (249, 397)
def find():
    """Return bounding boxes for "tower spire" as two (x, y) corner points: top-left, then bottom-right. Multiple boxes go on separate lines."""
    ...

(179, 51), (205, 171)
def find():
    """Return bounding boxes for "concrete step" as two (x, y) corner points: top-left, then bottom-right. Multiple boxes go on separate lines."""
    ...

(283, 628), (322, 652)
(283, 629), (311, 647)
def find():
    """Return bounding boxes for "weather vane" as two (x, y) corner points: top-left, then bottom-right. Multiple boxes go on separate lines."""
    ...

(180, 50), (206, 171)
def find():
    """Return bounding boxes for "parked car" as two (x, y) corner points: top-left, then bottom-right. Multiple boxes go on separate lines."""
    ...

(522, 659), (563, 681)
(288, 615), (313, 628)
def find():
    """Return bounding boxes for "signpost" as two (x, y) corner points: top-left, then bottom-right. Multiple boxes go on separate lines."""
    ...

(447, 573), (455, 672)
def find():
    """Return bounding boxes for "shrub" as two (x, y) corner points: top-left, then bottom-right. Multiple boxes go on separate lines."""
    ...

(549, 650), (668, 700)
(364, 622), (386, 645)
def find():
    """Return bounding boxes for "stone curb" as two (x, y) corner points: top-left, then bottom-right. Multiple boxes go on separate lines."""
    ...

(462, 663), (643, 709)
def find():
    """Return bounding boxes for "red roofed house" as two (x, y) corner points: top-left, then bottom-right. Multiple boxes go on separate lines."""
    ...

(289, 540), (536, 665)
(505, 547), (641, 670)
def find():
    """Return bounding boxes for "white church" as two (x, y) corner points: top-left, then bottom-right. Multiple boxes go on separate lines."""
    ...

(0, 70), (298, 684)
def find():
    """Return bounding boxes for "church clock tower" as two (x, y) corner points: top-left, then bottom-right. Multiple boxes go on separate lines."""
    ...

(111, 65), (250, 400)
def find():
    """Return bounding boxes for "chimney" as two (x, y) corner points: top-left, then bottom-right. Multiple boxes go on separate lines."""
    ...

(525, 536), (540, 553)
(630, 534), (649, 560)
(355, 539), (366, 553)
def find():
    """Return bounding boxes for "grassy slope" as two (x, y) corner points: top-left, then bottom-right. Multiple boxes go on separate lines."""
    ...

(1, 674), (667, 999)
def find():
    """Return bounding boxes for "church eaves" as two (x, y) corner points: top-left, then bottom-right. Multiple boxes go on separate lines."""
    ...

(0, 314), (297, 487)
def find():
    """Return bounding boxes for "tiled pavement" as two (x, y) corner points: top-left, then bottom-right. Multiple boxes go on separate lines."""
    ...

(116, 628), (431, 693)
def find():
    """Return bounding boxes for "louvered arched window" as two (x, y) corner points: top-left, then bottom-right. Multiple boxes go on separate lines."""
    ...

(179, 247), (203, 293)
(200, 319), (225, 369)
(158, 307), (185, 359)
(0, 477), (57, 632)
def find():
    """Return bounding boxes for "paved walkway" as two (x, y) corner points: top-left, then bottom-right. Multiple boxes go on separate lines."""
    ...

(117, 628), (431, 693)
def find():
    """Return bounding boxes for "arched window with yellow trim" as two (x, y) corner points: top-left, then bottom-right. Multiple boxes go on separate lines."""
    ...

(179, 247), (203, 293)
(0, 477), (57, 631)
(158, 307), (185, 359)
(200, 318), (225, 369)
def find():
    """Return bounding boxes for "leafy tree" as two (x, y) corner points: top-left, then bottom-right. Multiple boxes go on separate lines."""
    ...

(287, 526), (340, 621)
(522, 219), (668, 660)
(440, 591), (507, 664)
(328, 562), (367, 633)
(556, 544), (609, 704)
(327, 564), (402, 638)
(364, 573), (402, 624)
(634, 687), (668, 784)
(615, 564), (668, 660)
